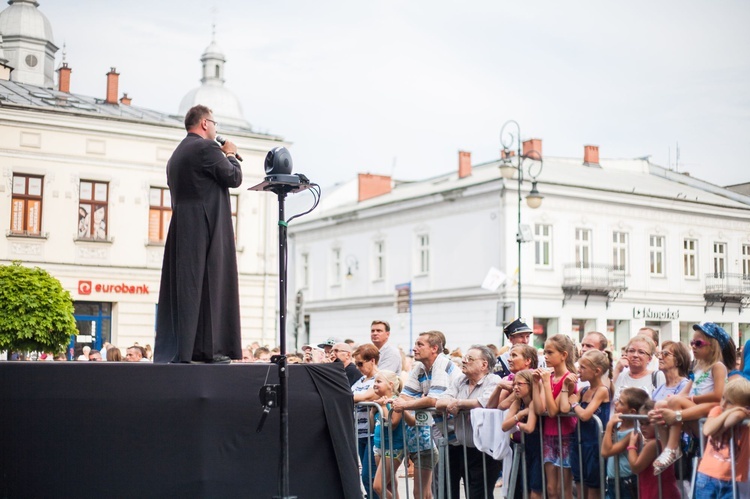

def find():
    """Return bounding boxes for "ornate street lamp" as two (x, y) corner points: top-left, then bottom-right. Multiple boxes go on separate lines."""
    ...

(500, 120), (544, 318)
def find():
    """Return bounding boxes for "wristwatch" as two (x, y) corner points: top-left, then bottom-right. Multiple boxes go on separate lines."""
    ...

(675, 411), (683, 422)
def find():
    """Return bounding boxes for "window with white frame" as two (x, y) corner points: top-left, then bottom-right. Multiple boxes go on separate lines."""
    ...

(743, 244), (750, 277)
(417, 234), (430, 275)
(301, 253), (310, 288)
(612, 231), (628, 272)
(373, 240), (385, 280)
(330, 248), (341, 285)
(575, 228), (592, 269)
(683, 238), (698, 278)
(712, 242), (727, 277)
(649, 235), (666, 276)
(534, 224), (552, 268)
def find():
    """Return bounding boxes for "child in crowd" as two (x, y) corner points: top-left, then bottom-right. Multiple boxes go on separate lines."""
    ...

(601, 387), (649, 499)
(652, 322), (735, 474)
(502, 369), (543, 499)
(402, 409), (438, 499)
(487, 344), (539, 410)
(626, 399), (680, 499)
(371, 370), (405, 499)
(534, 334), (578, 499)
(561, 349), (611, 499)
(694, 377), (750, 499)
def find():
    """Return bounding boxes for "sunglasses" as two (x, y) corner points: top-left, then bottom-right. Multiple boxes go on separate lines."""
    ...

(355, 361), (365, 367)
(690, 339), (709, 349)
(656, 350), (674, 358)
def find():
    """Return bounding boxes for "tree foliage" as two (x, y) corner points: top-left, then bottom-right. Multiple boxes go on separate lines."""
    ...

(0, 261), (77, 354)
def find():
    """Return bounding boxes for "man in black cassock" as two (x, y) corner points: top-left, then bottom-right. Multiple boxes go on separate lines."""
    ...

(154, 105), (243, 364)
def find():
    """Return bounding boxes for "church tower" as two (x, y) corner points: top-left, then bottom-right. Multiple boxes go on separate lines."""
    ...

(0, 0), (58, 87)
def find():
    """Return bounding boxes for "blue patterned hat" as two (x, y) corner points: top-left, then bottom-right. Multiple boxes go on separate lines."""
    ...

(692, 322), (730, 350)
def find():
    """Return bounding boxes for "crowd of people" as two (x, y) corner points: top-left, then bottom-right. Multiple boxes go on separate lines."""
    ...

(331, 319), (750, 499)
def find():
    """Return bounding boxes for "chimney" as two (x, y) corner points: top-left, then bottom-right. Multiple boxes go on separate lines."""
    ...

(57, 63), (71, 93)
(119, 93), (132, 106)
(458, 150), (472, 179)
(522, 138), (542, 160)
(583, 145), (599, 165)
(105, 67), (119, 104)
(500, 149), (516, 160)
(358, 173), (392, 202)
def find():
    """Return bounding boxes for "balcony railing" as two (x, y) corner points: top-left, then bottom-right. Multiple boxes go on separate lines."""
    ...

(562, 263), (627, 307)
(704, 273), (750, 312)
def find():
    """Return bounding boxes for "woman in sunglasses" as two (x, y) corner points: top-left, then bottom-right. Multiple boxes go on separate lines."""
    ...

(650, 322), (737, 475)
(352, 343), (382, 498)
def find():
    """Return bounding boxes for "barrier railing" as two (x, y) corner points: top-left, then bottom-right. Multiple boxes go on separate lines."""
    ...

(353, 404), (749, 499)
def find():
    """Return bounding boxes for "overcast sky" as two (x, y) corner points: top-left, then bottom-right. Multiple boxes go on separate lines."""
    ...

(40, 1), (750, 188)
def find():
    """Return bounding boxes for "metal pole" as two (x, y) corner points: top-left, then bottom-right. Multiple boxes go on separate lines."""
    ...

(276, 190), (292, 499)
(517, 140), (523, 318)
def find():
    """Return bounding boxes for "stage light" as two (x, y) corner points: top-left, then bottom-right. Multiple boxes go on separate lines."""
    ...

(265, 146), (293, 175)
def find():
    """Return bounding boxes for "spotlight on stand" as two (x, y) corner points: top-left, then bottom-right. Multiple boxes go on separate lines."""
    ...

(250, 146), (320, 499)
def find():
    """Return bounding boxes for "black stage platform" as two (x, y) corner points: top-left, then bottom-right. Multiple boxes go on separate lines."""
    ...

(0, 362), (360, 499)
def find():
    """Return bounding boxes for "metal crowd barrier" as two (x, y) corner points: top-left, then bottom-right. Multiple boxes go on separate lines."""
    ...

(353, 403), (749, 499)
(696, 417), (750, 499)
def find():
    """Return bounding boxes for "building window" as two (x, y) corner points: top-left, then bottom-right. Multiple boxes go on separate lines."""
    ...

(649, 235), (666, 276)
(148, 187), (172, 243)
(712, 242), (727, 277)
(373, 240), (385, 280)
(230, 194), (239, 240)
(534, 224), (552, 268)
(301, 253), (310, 288)
(612, 231), (628, 272)
(10, 174), (43, 236)
(78, 180), (109, 240)
(417, 234), (430, 275)
(743, 244), (750, 277)
(575, 228), (592, 269)
(683, 238), (698, 278)
(331, 248), (341, 286)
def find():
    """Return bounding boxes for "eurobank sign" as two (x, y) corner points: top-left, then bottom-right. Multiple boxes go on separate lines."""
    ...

(78, 280), (150, 295)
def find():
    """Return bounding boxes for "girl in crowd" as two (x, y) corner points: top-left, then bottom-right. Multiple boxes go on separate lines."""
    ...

(695, 377), (750, 498)
(487, 343), (539, 410)
(601, 387), (649, 499)
(534, 334), (578, 499)
(502, 369), (543, 499)
(561, 349), (611, 499)
(626, 399), (680, 499)
(352, 343), (381, 499)
(371, 370), (405, 499)
(651, 322), (735, 474)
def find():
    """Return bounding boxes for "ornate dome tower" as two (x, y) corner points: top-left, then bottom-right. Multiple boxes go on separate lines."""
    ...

(178, 29), (250, 129)
(0, 0), (58, 87)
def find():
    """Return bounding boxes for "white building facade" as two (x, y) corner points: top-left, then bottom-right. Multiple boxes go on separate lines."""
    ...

(0, 1), (285, 357)
(288, 145), (750, 354)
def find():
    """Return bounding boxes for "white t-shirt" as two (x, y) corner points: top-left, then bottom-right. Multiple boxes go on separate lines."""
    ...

(612, 369), (665, 416)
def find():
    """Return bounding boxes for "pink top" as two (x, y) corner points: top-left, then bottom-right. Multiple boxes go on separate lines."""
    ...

(543, 371), (577, 436)
(639, 460), (679, 499)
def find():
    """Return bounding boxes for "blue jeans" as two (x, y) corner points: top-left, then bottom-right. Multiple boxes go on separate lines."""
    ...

(359, 437), (379, 499)
(694, 472), (735, 499)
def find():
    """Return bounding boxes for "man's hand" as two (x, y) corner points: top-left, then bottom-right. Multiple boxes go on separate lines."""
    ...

(219, 138), (238, 156)
(391, 398), (408, 413)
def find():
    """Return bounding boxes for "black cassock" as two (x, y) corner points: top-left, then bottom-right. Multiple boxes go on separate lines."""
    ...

(154, 133), (243, 363)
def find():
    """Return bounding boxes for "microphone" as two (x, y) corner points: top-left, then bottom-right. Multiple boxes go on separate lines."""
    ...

(216, 135), (243, 162)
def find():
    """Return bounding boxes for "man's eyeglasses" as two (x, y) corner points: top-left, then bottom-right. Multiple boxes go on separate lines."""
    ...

(690, 339), (709, 349)
(626, 348), (650, 357)
(205, 118), (218, 127)
(462, 355), (480, 363)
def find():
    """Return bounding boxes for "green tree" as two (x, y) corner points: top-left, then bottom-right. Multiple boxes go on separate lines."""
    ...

(0, 261), (77, 358)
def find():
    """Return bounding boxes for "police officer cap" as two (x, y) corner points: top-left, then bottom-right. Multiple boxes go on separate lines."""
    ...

(503, 318), (532, 338)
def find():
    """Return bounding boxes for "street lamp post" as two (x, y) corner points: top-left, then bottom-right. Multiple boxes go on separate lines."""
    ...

(499, 120), (544, 318)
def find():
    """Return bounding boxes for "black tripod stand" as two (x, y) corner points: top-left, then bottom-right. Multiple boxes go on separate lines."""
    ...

(250, 147), (319, 499)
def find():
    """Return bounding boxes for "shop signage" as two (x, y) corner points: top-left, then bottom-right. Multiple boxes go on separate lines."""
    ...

(78, 280), (150, 295)
(632, 307), (679, 320)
